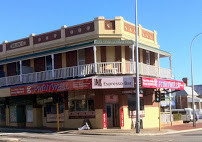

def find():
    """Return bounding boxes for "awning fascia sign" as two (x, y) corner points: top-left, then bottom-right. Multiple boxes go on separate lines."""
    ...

(10, 78), (92, 96)
(94, 40), (134, 46)
(141, 77), (184, 90)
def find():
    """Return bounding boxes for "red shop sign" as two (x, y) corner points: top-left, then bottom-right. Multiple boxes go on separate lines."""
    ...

(120, 107), (124, 127)
(103, 109), (107, 129)
(10, 79), (92, 96)
(141, 77), (184, 90)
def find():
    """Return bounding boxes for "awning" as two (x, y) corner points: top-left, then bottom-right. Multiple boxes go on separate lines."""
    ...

(94, 39), (171, 57)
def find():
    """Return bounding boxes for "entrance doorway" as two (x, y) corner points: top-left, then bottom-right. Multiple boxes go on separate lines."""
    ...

(105, 104), (120, 128)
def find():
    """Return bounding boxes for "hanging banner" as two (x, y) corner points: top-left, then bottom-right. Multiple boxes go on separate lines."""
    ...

(120, 107), (124, 127)
(141, 77), (184, 90)
(10, 79), (92, 96)
(103, 109), (107, 129)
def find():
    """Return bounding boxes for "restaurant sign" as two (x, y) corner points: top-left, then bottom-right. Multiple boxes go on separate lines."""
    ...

(141, 77), (184, 90)
(92, 77), (134, 89)
(10, 79), (92, 96)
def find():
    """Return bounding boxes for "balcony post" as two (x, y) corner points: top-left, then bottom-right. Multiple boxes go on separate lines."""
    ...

(157, 53), (160, 77)
(93, 46), (97, 73)
(131, 44), (135, 73)
(20, 60), (23, 83)
(169, 56), (172, 78)
(51, 54), (55, 78)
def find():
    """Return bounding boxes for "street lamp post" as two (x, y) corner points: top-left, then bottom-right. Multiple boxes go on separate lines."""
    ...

(190, 33), (202, 127)
(135, 0), (140, 133)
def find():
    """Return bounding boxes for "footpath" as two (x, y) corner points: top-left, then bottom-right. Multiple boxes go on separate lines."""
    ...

(0, 122), (202, 136)
(0, 122), (202, 141)
(58, 122), (202, 136)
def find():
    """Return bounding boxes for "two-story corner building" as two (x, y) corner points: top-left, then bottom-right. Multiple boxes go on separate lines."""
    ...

(0, 17), (184, 130)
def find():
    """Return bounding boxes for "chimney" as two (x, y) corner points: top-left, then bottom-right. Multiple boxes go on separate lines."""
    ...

(182, 78), (188, 86)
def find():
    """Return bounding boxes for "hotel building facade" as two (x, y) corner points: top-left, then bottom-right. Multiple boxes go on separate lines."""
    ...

(0, 17), (184, 129)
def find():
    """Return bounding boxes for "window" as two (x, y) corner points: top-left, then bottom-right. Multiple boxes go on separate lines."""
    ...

(128, 94), (144, 111)
(78, 49), (85, 65)
(45, 104), (64, 122)
(16, 62), (20, 75)
(69, 99), (94, 112)
(68, 92), (95, 112)
(145, 51), (150, 65)
(46, 55), (52, 70)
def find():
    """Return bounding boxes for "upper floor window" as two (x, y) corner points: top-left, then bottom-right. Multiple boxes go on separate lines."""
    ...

(145, 51), (150, 65)
(78, 49), (85, 65)
(46, 55), (52, 70)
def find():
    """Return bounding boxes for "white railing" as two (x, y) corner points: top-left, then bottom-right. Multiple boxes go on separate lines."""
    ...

(78, 64), (95, 76)
(139, 63), (158, 77)
(0, 62), (171, 87)
(54, 67), (75, 79)
(22, 72), (37, 83)
(159, 67), (172, 79)
(7, 75), (21, 86)
(0, 77), (7, 86)
(97, 62), (122, 74)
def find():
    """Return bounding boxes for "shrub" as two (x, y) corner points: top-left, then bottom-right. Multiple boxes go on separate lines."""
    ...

(173, 113), (182, 121)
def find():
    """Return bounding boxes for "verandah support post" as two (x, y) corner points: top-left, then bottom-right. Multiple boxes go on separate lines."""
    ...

(20, 60), (22, 83)
(51, 54), (55, 78)
(93, 46), (97, 73)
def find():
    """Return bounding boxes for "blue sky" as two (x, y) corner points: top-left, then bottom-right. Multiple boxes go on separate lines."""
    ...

(0, 0), (202, 85)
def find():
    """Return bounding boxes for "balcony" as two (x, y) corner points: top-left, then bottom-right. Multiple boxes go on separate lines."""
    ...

(0, 62), (171, 87)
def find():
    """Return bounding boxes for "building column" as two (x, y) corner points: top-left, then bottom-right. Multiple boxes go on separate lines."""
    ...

(6, 105), (9, 126)
(93, 46), (97, 73)
(121, 46), (126, 74)
(51, 54), (55, 78)
(19, 60), (22, 82)
(169, 56), (172, 78)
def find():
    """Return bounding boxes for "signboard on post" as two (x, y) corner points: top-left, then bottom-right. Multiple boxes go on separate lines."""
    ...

(120, 107), (124, 127)
(103, 109), (107, 129)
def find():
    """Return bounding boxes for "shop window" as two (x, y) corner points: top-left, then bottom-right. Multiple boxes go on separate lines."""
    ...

(26, 105), (33, 123)
(68, 92), (95, 112)
(10, 106), (17, 123)
(68, 92), (95, 119)
(69, 99), (94, 112)
(128, 94), (144, 111)
(45, 104), (64, 122)
(0, 105), (5, 121)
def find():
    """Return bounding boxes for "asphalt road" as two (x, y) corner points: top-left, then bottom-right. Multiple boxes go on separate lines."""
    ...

(0, 130), (202, 142)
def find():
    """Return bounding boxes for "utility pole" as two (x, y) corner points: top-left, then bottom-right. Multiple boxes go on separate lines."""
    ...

(135, 0), (140, 133)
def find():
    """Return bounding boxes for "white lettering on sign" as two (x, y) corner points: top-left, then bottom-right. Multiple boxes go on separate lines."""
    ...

(10, 41), (26, 49)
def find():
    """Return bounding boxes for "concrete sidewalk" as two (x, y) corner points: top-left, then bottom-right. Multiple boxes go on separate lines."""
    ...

(58, 122), (202, 136)
(0, 122), (202, 137)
